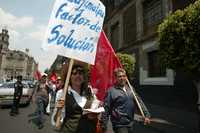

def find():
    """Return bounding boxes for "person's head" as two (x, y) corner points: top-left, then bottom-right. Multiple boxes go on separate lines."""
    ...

(70, 64), (88, 94)
(57, 76), (61, 81)
(57, 76), (64, 89)
(57, 76), (62, 83)
(41, 73), (47, 83)
(114, 68), (127, 87)
(16, 75), (22, 82)
(70, 64), (85, 87)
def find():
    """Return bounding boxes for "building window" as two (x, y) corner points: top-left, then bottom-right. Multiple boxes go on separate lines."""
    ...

(114, 0), (123, 7)
(123, 4), (136, 44)
(0, 44), (2, 52)
(143, 0), (164, 33)
(111, 22), (120, 49)
(148, 50), (166, 77)
(114, 0), (130, 8)
(172, 0), (195, 11)
(6, 53), (13, 59)
(140, 40), (174, 85)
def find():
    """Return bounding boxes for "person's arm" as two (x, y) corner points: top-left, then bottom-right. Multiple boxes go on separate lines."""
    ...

(20, 82), (23, 97)
(13, 82), (18, 97)
(55, 89), (64, 103)
(135, 93), (151, 117)
(31, 82), (39, 102)
(100, 90), (112, 132)
(132, 87), (151, 125)
(131, 86), (151, 117)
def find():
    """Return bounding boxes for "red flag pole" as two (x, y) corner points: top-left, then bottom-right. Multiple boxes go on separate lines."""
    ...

(90, 31), (146, 117)
(126, 79), (145, 117)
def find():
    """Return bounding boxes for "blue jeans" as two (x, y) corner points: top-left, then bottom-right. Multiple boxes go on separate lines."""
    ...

(113, 122), (134, 133)
(35, 97), (48, 125)
(113, 126), (134, 133)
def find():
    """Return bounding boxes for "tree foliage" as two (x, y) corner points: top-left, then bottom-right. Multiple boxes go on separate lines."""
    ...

(158, 0), (200, 76)
(117, 53), (136, 79)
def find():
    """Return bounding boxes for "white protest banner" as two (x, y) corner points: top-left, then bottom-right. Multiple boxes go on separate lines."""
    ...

(42, 0), (105, 65)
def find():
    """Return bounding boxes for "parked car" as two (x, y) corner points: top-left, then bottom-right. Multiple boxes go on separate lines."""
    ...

(23, 80), (36, 88)
(0, 82), (33, 106)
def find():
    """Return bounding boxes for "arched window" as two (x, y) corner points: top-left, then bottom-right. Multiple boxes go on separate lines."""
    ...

(0, 44), (2, 53)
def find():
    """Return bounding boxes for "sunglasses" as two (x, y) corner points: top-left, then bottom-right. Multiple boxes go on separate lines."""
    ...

(117, 75), (126, 78)
(72, 70), (84, 75)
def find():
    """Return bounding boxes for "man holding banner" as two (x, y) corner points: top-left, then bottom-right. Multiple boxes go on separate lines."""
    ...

(100, 68), (151, 133)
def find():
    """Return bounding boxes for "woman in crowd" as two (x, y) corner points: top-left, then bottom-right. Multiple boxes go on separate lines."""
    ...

(58, 64), (100, 133)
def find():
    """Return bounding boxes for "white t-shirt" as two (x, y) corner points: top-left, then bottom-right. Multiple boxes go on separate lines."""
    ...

(68, 86), (87, 108)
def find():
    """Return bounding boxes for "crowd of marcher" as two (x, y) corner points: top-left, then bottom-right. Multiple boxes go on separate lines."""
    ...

(10, 64), (152, 132)
(26, 73), (64, 129)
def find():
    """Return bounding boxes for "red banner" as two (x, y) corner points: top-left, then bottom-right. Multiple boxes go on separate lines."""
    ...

(49, 72), (57, 82)
(90, 31), (122, 101)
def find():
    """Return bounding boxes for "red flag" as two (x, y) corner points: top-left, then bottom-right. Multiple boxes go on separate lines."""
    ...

(49, 72), (57, 82)
(90, 31), (122, 101)
(34, 63), (42, 80)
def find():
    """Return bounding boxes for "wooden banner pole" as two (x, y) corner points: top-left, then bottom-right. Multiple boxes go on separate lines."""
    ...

(55, 59), (74, 129)
(126, 78), (145, 117)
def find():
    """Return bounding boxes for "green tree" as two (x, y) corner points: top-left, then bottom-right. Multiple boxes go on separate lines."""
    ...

(117, 53), (136, 80)
(158, 0), (200, 104)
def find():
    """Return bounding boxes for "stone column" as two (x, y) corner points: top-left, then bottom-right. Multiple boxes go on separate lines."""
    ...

(136, 0), (143, 40)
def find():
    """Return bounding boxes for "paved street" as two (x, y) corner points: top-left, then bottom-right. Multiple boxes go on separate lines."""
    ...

(134, 104), (198, 133)
(0, 104), (57, 133)
(0, 103), (198, 133)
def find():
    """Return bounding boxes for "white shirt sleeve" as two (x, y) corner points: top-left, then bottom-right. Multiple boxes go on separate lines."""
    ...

(55, 89), (64, 102)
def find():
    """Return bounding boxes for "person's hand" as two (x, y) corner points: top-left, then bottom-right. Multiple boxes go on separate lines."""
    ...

(56, 98), (65, 108)
(143, 117), (151, 125)
(87, 113), (98, 120)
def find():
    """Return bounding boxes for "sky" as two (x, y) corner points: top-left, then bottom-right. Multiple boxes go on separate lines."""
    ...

(0, 0), (56, 72)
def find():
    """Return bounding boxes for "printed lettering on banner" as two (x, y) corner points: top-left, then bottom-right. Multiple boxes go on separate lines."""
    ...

(42, 0), (105, 64)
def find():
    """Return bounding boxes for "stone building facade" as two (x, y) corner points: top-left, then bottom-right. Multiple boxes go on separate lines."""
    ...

(0, 29), (37, 81)
(101, 0), (197, 110)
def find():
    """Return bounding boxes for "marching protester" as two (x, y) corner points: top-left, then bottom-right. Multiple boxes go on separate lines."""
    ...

(10, 75), (23, 116)
(46, 80), (56, 115)
(51, 79), (65, 127)
(57, 64), (103, 133)
(100, 68), (151, 133)
(49, 73), (59, 104)
(53, 76), (63, 103)
(29, 73), (49, 129)
(56, 76), (63, 92)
